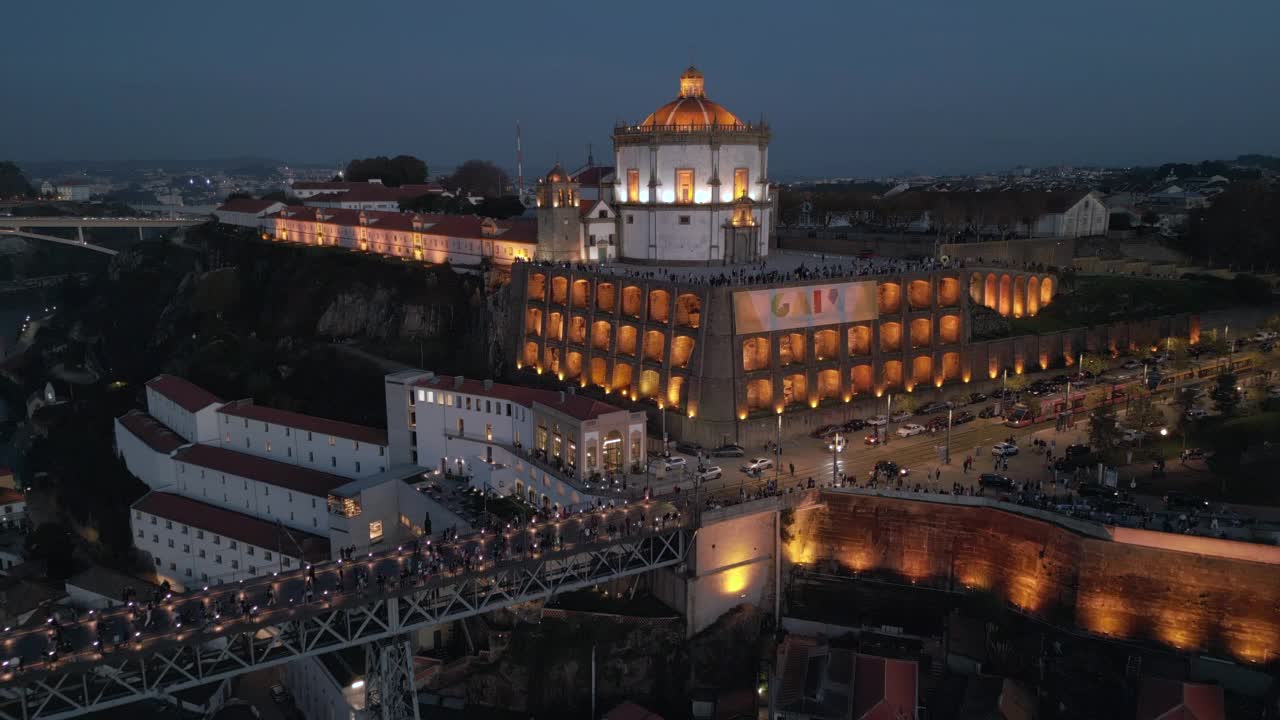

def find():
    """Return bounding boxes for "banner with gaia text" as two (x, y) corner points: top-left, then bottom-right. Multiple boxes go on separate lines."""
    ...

(733, 281), (878, 333)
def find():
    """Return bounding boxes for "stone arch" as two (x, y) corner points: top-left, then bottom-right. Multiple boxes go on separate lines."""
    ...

(643, 330), (665, 363)
(565, 351), (583, 379)
(817, 369), (841, 401)
(882, 360), (903, 390)
(1040, 275), (1054, 306)
(942, 351), (961, 381)
(546, 311), (563, 341)
(984, 273), (998, 309)
(780, 333), (806, 365)
(938, 277), (960, 307)
(907, 279), (932, 310)
(622, 286), (642, 317)
(1027, 276), (1041, 316)
(969, 273), (983, 304)
(589, 358), (608, 387)
(544, 346), (562, 376)
(596, 282), (615, 313)
(848, 325), (872, 356)
(522, 341), (538, 368)
(879, 322), (902, 353)
(745, 379), (772, 412)
(939, 315), (961, 344)
(1013, 275), (1027, 318)
(617, 325), (637, 355)
(877, 283), (902, 315)
(814, 329), (839, 361)
(551, 276), (568, 305)
(671, 335), (695, 368)
(675, 293), (702, 328)
(742, 337), (770, 372)
(639, 369), (661, 399)
(611, 363), (633, 395)
(528, 273), (546, 302)
(591, 321), (612, 351)
(851, 364), (874, 394)
(568, 315), (587, 345)
(782, 373), (808, 407)
(648, 289), (671, 323)
(910, 318), (931, 348)
(998, 274), (1012, 317)
(525, 307), (543, 336)
(666, 375), (685, 408)
(571, 279), (590, 309)
(912, 355), (932, 386)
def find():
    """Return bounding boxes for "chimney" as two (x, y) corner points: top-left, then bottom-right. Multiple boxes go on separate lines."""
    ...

(483, 379), (493, 390)
(559, 391), (566, 404)
(454, 375), (464, 389)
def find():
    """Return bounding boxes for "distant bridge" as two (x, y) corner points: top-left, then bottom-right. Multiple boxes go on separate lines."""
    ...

(0, 503), (689, 720)
(0, 217), (208, 256)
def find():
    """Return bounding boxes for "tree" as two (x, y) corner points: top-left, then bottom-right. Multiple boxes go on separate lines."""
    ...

(259, 190), (298, 204)
(0, 161), (34, 198)
(225, 191), (252, 202)
(1141, 210), (1161, 227)
(1210, 371), (1241, 416)
(891, 394), (916, 414)
(1079, 353), (1107, 377)
(447, 160), (510, 198)
(1199, 335), (1230, 357)
(25, 522), (76, 580)
(1128, 389), (1165, 432)
(474, 196), (527, 219)
(1175, 385), (1201, 433)
(1003, 373), (1028, 393)
(343, 155), (428, 187)
(1088, 400), (1122, 457)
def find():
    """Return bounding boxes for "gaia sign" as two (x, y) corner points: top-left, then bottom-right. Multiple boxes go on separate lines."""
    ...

(733, 281), (877, 333)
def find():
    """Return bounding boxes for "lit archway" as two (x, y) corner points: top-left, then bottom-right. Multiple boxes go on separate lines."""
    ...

(998, 274), (1012, 317)
(1027, 276), (1041, 316)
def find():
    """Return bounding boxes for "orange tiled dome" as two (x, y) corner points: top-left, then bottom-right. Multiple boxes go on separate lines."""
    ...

(640, 67), (742, 128)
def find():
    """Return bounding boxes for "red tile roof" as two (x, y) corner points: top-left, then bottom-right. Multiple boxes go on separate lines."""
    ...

(413, 376), (627, 422)
(0, 488), (24, 506)
(134, 492), (329, 563)
(1137, 678), (1224, 720)
(173, 443), (351, 495)
(572, 166), (615, 185)
(268, 206), (537, 244)
(146, 375), (223, 413)
(216, 199), (283, 215)
(302, 185), (432, 203)
(852, 654), (917, 720)
(118, 410), (185, 454)
(217, 400), (388, 446)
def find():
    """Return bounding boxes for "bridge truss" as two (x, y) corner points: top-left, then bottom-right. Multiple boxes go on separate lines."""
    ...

(0, 527), (689, 720)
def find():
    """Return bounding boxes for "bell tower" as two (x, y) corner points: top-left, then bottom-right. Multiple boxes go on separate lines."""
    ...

(535, 163), (582, 261)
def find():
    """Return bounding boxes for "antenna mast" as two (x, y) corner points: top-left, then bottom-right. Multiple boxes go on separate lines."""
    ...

(516, 121), (524, 198)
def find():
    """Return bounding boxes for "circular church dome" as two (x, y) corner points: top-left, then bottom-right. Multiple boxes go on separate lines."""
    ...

(640, 67), (743, 129)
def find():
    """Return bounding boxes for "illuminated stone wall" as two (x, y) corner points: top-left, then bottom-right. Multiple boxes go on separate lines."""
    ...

(805, 491), (1280, 663)
(688, 508), (777, 635)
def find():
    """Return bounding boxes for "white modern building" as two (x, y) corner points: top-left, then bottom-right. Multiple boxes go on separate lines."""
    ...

(384, 370), (646, 513)
(1028, 191), (1109, 238)
(215, 399), (389, 480)
(212, 199), (288, 229)
(145, 374), (222, 443)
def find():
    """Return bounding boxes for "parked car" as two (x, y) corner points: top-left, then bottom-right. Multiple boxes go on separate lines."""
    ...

(696, 466), (723, 482)
(896, 423), (926, 437)
(711, 444), (745, 457)
(809, 424), (840, 439)
(1076, 482), (1119, 498)
(842, 418), (867, 432)
(1179, 447), (1206, 461)
(889, 409), (913, 423)
(991, 441), (1019, 457)
(1064, 443), (1092, 459)
(917, 401), (949, 415)
(741, 457), (774, 473)
(952, 410), (976, 425)
(674, 440), (703, 455)
(1185, 408), (1208, 420)
(978, 473), (1015, 490)
(924, 416), (948, 432)
(866, 415), (889, 427)
(977, 405), (999, 419)
(1164, 490), (1210, 510)
(1118, 428), (1145, 444)
(270, 685), (291, 704)
(967, 392), (988, 404)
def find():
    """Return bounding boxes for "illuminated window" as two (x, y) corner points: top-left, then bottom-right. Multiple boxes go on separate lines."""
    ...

(676, 169), (694, 204)
(368, 521), (383, 542)
(733, 168), (749, 199)
(627, 170), (640, 202)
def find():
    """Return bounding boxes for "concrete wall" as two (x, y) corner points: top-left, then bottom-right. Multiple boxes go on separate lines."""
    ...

(686, 507), (777, 635)
(802, 490), (1280, 664)
(775, 231), (1075, 268)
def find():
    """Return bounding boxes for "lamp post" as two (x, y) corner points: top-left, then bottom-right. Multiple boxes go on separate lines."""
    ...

(945, 407), (952, 465)
(828, 432), (845, 485)
(658, 401), (667, 457)
(775, 410), (782, 487)
(884, 393), (893, 445)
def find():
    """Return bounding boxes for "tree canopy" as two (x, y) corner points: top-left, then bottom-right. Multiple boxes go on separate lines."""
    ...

(0, 161), (34, 198)
(343, 155), (427, 187)
(447, 160), (509, 198)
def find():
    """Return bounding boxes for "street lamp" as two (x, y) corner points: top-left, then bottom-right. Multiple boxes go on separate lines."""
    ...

(828, 432), (846, 485)
(944, 407), (952, 465)
(884, 393), (893, 445)
(775, 409), (782, 487)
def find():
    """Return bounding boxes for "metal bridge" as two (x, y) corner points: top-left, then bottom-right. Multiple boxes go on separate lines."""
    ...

(0, 503), (689, 720)
(0, 216), (207, 255)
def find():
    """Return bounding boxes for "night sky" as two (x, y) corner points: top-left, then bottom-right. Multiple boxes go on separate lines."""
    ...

(5, 0), (1278, 177)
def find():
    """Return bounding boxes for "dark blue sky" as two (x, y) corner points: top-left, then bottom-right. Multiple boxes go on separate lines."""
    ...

(5, 1), (1278, 177)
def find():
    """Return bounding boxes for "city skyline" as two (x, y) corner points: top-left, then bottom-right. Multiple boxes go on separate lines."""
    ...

(5, 1), (1279, 177)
